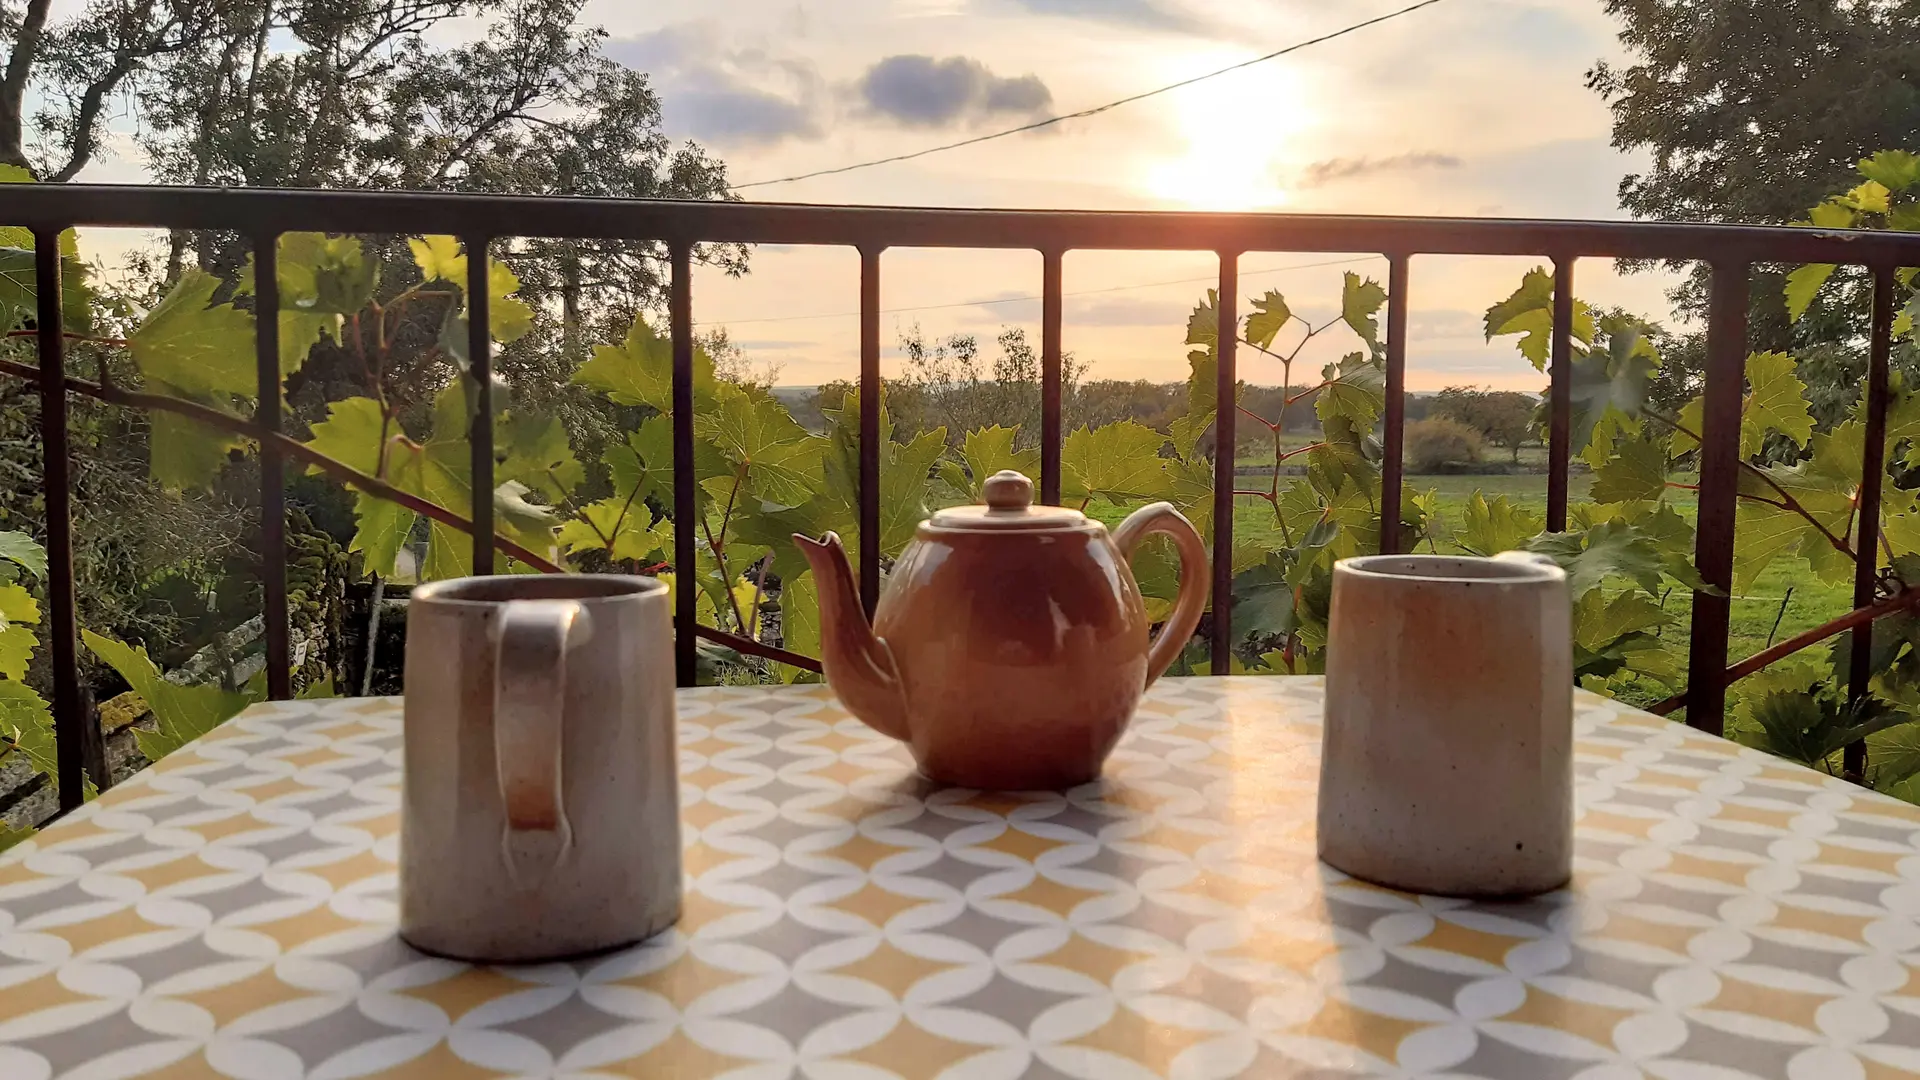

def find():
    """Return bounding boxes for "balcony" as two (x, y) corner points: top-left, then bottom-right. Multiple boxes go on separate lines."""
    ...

(5, 184), (1920, 823)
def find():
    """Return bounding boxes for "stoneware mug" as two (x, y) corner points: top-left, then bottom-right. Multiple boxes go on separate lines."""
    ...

(400, 574), (680, 962)
(1318, 552), (1573, 897)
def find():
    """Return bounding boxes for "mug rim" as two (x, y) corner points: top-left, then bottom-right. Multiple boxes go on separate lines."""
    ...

(412, 573), (667, 606)
(1337, 554), (1563, 585)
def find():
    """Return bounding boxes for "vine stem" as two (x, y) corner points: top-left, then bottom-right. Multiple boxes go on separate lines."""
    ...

(0, 357), (566, 572)
(1646, 587), (1920, 716)
(4, 330), (130, 347)
(1648, 407), (1854, 558)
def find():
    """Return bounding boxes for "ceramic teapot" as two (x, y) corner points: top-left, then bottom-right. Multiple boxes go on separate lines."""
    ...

(793, 470), (1208, 789)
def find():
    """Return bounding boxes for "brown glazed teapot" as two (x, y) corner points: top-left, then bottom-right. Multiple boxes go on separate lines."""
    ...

(793, 470), (1209, 789)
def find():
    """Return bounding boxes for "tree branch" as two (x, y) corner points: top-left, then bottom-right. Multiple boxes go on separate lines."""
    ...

(0, 357), (565, 572)
(0, 0), (53, 170)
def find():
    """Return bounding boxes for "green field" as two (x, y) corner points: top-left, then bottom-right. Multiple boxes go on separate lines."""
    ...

(1214, 472), (1852, 679)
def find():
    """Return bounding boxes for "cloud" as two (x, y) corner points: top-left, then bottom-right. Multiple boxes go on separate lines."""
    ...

(1299, 152), (1463, 189)
(858, 55), (1053, 128)
(1000, 0), (1202, 32)
(607, 24), (823, 147)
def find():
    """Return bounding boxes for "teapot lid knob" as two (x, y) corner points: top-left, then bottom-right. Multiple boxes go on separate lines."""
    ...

(983, 470), (1033, 511)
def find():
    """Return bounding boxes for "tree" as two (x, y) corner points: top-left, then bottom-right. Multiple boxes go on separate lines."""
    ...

(1590, 0), (1920, 353)
(1432, 386), (1536, 463)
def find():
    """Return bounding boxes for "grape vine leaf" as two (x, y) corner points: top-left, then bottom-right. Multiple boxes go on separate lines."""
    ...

(574, 315), (716, 412)
(1742, 351), (1816, 454)
(951, 426), (1039, 499)
(1244, 290), (1292, 349)
(1232, 555), (1296, 640)
(1862, 151), (1920, 193)
(1566, 333), (1656, 455)
(1484, 267), (1596, 370)
(557, 500), (666, 563)
(1062, 422), (1170, 503)
(1169, 348), (1220, 459)
(1314, 353), (1385, 431)
(407, 235), (533, 343)
(409, 235), (465, 282)
(0, 168), (92, 332)
(1527, 520), (1663, 597)
(776, 573), (821, 684)
(1456, 492), (1543, 557)
(1847, 181), (1893, 214)
(0, 532), (46, 579)
(1807, 200), (1857, 229)
(130, 270), (258, 401)
(497, 412), (583, 503)
(1785, 264), (1837, 322)
(1185, 289), (1220, 348)
(697, 386), (822, 509)
(83, 630), (259, 763)
(1341, 272), (1387, 348)
(1591, 436), (1670, 505)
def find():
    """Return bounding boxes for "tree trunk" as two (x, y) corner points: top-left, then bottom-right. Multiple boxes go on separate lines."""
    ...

(0, 0), (56, 172)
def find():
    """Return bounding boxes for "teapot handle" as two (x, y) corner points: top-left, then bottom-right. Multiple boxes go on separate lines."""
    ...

(1112, 502), (1210, 689)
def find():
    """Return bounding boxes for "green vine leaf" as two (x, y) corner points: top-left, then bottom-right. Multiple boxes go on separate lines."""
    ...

(408, 234), (533, 344)
(83, 630), (259, 763)
(1062, 421), (1170, 503)
(1566, 332), (1655, 456)
(1527, 520), (1663, 597)
(1314, 352), (1385, 431)
(1742, 351), (1816, 454)
(1169, 348), (1219, 460)
(1861, 150), (1920, 193)
(1785, 264), (1837, 322)
(776, 573), (821, 684)
(1341, 272), (1387, 348)
(1807, 200), (1857, 229)
(1185, 288), (1220, 348)
(1244, 290), (1292, 349)
(696, 386), (822, 509)
(0, 167), (92, 332)
(1484, 267), (1595, 370)
(1590, 437), (1670, 505)
(497, 412), (584, 503)
(131, 269), (257, 401)
(953, 426), (1039, 500)
(0, 532), (47, 580)
(574, 315), (715, 412)
(1456, 492), (1543, 557)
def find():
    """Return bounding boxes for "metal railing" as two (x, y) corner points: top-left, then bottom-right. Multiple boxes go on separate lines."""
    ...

(9, 184), (1920, 812)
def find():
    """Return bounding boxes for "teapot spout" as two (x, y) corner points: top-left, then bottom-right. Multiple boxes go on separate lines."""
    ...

(791, 532), (910, 741)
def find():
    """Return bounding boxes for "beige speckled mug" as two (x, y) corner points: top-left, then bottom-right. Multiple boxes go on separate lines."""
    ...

(1318, 552), (1573, 898)
(400, 575), (680, 962)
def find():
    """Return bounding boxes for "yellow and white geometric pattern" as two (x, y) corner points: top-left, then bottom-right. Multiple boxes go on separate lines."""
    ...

(3, 678), (1920, 1078)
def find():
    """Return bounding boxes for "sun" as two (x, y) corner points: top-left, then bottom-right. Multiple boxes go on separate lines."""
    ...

(1141, 57), (1316, 211)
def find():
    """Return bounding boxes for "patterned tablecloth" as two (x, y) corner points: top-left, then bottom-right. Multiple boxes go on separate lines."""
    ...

(3, 679), (1920, 1079)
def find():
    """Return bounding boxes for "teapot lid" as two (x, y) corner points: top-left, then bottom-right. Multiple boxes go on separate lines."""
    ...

(927, 471), (1091, 532)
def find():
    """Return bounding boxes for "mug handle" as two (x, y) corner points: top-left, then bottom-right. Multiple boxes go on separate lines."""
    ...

(1112, 502), (1211, 689)
(493, 599), (583, 886)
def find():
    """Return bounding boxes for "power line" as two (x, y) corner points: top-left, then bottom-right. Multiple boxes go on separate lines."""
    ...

(710, 254), (1382, 327)
(731, 0), (1450, 191)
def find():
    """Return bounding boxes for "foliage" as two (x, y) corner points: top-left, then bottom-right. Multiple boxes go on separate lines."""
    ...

(1432, 386), (1537, 463)
(1404, 418), (1484, 473)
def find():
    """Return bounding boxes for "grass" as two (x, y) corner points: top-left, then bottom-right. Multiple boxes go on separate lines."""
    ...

(1102, 469), (1854, 686)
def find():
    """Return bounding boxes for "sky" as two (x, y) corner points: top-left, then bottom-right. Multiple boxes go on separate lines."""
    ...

(72, 0), (1679, 392)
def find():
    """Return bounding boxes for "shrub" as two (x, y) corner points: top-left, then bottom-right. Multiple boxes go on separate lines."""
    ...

(1405, 418), (1484, 473)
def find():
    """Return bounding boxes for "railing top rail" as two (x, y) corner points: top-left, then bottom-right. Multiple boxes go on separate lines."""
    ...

(9, 184), (1920, 265)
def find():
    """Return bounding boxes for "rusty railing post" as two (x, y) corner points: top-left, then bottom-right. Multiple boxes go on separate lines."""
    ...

(1041, 248), (1064, 506)
(464, 235), (495, 575)
(1547, 256), (1575, 533)
(1847, 265), (1896, 778)
(1210, 251), (1239, 674)
(1380, 254), (1409, 554)
(1686, 261), (1749, 735)
(859, 246), (884, 617)
(253, 233), (292, 699)
(33, 232), (91, 806)
(670, 242), (697, 687)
